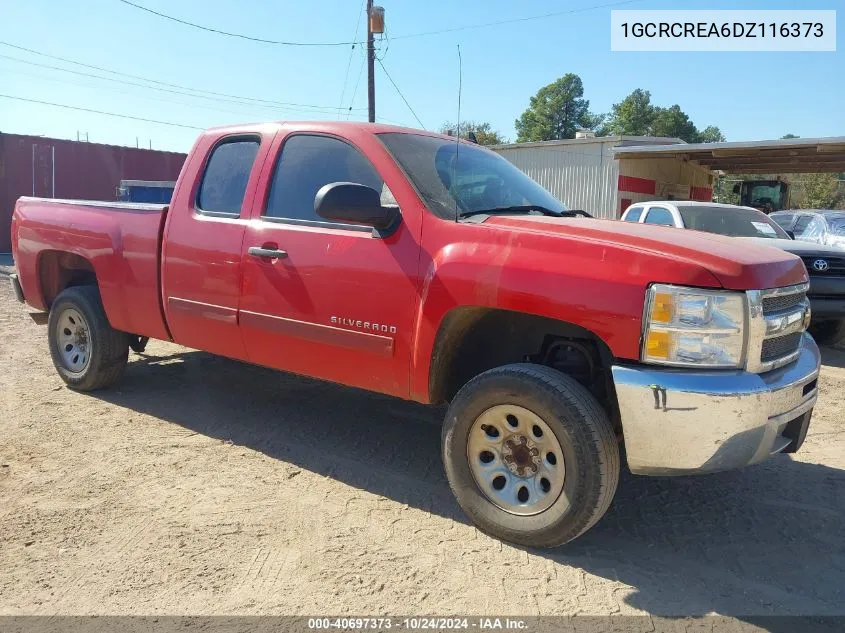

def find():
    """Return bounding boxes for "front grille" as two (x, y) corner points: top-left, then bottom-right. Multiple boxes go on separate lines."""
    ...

(762, 291), (807, 313)
(801, 256), (845, 276)
(761, 332), (803, 363)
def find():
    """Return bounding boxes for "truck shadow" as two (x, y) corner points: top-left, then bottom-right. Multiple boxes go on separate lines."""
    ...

(819, 342), (845, 369)
(94, 348), (845, 617)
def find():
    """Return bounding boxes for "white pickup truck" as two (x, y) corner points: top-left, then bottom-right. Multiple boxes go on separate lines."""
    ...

(621, 200), (845, 346)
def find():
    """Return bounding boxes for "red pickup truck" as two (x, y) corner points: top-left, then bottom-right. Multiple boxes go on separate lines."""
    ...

(10, 121), (821, 547)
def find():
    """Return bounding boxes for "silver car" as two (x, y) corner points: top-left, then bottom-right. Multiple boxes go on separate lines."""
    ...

(770, 210), (845, 250)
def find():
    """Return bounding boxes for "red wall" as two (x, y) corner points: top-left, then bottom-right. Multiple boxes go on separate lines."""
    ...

(0, 133), (187, 252)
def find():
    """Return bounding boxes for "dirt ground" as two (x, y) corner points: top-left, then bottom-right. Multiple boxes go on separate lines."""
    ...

(1, 282), (844, 617)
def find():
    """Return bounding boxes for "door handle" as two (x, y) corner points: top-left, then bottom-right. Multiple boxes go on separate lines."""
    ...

(248, 246), (288, 259)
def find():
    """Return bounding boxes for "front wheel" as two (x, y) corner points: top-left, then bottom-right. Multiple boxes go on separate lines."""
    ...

(809, 319), (845, 347)
(441, 363), (619, 548)
(47, 285), (129, 391)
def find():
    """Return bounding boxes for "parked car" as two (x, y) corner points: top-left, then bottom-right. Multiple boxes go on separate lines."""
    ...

(10, 122), (820, 547)
(621, 201), (845, 345)
(770, 209), (845, 250)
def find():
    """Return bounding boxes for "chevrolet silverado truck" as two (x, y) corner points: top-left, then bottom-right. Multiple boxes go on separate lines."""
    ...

(10, 122), (821, 547)
(621, 200), (845, 345)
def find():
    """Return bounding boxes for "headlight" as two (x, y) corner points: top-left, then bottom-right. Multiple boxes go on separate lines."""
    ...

(642, 284), (746, 368)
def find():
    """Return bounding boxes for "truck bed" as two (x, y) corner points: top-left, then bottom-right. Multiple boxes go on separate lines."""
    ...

(12, 197), (171, 341)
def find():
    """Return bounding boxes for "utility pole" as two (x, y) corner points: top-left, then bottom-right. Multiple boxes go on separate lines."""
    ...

(366, 0), (375, 123)
(366, 3), (384, 123)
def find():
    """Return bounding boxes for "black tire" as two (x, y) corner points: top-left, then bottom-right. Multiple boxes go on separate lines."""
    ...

(442, 363), (619, 548)
(47, 285), (129, 391)
(809, 319), (845, 347)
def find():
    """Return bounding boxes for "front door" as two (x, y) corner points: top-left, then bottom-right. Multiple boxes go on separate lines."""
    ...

(238, 130), (420, 398)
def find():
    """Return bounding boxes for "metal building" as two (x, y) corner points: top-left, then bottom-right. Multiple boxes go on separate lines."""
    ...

(491, 135), (714, 219)
(0, 133), (186, 252)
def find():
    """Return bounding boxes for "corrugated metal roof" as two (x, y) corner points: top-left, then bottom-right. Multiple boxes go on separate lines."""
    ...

(491, 135), (684, 151)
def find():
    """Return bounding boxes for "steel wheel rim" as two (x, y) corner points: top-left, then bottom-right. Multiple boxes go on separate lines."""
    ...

(55, 307), (91, 373)
(466, 404), (565, 516)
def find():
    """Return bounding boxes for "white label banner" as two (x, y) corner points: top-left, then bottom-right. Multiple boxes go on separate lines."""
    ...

(611, 10), (836, 51)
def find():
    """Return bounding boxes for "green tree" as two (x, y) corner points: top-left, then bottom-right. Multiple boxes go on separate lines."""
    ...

(649, 105), (699, 142)
(602, 88), (656, 136)
(515, 74), (601, 142)
(697, 125), (726, 143)
(781, 133), (800, 139)
(794, 173), (841, 209)
(597, 88), (724, 143)
(439, 121), (507, 146)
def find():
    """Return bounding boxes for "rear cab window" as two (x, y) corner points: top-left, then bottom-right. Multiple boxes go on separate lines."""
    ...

(623, 207), (643, 222)
(196, 137), (261, 216)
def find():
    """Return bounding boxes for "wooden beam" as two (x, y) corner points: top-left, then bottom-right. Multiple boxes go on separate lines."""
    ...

(698, 155), (845, 168)
(721, 165), (845, 174)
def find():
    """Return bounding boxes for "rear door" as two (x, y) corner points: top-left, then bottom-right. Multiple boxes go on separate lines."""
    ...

(237, 129), (421, 398)
(161, 130), (273, 359)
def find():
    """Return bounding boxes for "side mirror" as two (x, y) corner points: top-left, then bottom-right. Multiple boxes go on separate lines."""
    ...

(786, 230), (796, 240)
(315, 182), (399, 231)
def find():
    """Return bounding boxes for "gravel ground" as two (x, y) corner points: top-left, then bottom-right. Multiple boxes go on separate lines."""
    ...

(1, 282), (844, 617)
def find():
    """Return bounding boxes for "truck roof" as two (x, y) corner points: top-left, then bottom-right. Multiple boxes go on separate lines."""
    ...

(631, 200), (760, 212)
(202, 120), (459, 142)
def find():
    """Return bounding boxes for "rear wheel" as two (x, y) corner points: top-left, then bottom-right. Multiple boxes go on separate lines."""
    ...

(442, 363), (619, 547)
(809, 319), (845, 347)
(48, 286), (129, 391)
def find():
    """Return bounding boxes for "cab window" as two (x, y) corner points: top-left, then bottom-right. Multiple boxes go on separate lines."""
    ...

(265, 134), (389, 223)
(624, 207), (643, 222)
(643, 207), (675, 226)
(801, 217), (827, 242)
(196, 138), (261, 215)
(793, 214), (815, 236)
(770, 213), (794, 230)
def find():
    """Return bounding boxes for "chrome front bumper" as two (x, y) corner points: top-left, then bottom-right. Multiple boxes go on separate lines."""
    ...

(611, 333), (820, 476)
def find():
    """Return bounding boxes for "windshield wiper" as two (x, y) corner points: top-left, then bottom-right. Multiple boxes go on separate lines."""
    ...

(459, 205), (574, 219)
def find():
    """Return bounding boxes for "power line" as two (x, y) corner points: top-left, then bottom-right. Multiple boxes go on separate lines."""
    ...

(347, 52), (367, 120)
(376, 58), (424, 129)
(115, 0), (644, 46)
(0, 52), (364, 116)
(0, 65), (284, 121)
(390, 0), (646, 40)
(0, 40), (368, 112)
(3, 57), (413, 125)
(338, 0), (367, 117)
(115, 0), (362, 46)
(0, 94), (204, 130)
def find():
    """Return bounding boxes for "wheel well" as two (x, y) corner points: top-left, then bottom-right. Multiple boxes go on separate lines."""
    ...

(428, 307), (619, 424)
(37, 251), (97, 308)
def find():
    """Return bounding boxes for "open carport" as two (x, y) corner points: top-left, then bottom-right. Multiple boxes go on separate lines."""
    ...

(614, 136), (845, 174)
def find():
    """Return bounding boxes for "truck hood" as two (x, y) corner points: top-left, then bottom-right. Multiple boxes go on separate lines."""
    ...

(736, 237), (845, 257)
(485, 215), (808, 290)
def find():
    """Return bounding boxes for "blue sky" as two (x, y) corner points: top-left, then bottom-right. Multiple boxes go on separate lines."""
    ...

(1, 0), (842, 152)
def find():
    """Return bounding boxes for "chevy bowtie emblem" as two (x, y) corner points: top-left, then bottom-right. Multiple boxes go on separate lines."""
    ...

(813, 259), (829, 272)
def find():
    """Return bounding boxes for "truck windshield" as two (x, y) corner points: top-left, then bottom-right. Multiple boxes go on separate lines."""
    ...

(679, 206), (791, 239)
(378, 133), (567, 220)
(747, 184), (784, 209)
